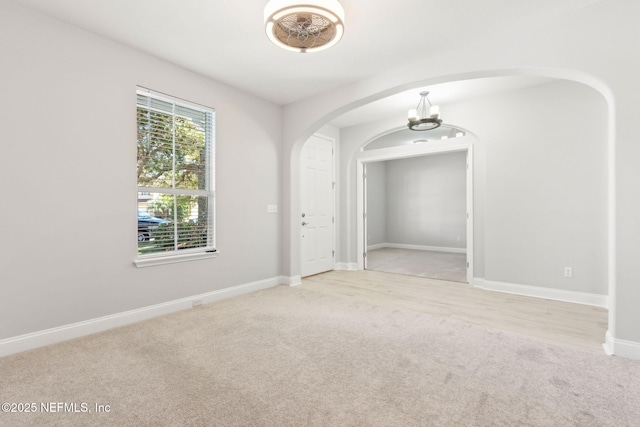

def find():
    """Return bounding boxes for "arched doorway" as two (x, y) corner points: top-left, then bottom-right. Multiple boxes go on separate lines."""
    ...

(286, 72), (613, 353)
(356, 127), (476, 283)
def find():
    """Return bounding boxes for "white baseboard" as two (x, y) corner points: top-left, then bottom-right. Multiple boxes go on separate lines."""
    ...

(604, 330), (640, 360)
(366, 243), (387, 251)
(603, 330), (615, 356)
(368, 243), (466, 254)
(473, 278), (608, 308)
(281, 275), (302, 286)
(335, 262), (358, 271)
(0, 276), (282, 358)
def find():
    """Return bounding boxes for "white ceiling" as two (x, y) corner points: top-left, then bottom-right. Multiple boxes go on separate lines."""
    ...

(12, 0), (601, 127)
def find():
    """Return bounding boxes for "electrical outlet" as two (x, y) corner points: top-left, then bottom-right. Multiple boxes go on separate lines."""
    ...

(456, 236), (461, 242)
(192, 299), (203, 307)
(564, 267), (573, 278)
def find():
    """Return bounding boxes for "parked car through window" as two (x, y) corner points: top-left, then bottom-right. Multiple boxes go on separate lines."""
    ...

(137, 215), (169, 242)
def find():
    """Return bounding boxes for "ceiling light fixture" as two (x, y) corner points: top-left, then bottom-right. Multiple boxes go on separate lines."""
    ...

(264, 0), (345, 53)
(407, 91), (442, 131)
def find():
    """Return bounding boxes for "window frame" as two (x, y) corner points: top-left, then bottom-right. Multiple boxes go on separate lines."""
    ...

(134, 87), (217, 267)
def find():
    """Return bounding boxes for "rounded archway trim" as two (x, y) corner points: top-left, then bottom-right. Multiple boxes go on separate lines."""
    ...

(283, 67), (616, 356)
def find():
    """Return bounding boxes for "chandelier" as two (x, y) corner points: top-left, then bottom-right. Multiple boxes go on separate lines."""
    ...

(407, 91), (442, 131)
(264, 0), (345, 53)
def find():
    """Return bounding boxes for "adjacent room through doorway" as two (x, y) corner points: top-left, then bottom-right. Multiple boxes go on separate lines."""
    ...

(364, 151), (468, 283)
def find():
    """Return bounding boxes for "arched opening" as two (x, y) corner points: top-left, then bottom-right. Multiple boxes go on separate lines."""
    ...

(287, 70), (614, 354)
(355, 124), (478, 283)
(362, 125), (468, 151)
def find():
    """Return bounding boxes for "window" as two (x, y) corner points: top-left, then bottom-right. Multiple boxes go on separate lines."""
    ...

(136, 88), (215, 263)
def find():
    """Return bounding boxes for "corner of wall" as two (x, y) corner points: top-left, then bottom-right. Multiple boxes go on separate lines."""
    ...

(281, 275), (302, 286)
(605, 331), (640, 360)
(335, 263), (358, 271)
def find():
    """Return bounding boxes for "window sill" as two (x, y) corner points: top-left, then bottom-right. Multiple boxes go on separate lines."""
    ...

(134, 250), (218, 268)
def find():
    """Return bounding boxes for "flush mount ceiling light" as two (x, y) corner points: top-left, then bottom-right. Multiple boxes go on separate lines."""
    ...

(264, 0), (345, 53)
(407, 91), (442, 131)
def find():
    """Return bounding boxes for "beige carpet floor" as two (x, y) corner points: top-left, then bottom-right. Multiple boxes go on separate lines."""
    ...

(1, 272), (638, 426)
(367, 248), (467, 282)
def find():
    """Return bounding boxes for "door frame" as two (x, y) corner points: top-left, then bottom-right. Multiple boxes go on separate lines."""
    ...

(300, 133), (336, 277)
(356, 138), (474, 283)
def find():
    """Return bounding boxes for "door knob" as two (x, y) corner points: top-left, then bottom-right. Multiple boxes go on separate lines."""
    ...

(301, 213), (306, 217)
(302, 221), (308, 226)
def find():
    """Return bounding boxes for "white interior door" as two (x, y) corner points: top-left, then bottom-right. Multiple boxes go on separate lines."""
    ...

(301, 134), (334, 277)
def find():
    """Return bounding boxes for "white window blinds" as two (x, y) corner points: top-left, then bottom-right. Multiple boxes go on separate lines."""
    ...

(136, 88), (215, 257)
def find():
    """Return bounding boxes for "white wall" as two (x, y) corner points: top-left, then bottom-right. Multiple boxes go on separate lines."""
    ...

(366, 152), (467, 250)
(385, 152), (467, 250)
(0, 3), (282, 341)
(465, 82), (607, 295)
